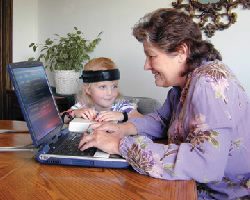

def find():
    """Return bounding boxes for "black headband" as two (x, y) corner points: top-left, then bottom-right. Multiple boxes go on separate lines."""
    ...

(79, 69), (120, 83)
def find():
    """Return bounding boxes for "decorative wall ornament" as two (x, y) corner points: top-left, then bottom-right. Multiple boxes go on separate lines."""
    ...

(172, 0), (250, 37)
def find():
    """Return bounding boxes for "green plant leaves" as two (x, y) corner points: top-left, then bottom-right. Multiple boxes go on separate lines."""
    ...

(28, 27), (102, 71)
(45, 38), (53, 45)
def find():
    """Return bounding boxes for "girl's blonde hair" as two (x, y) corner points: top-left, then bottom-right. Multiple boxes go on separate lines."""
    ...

(84, 57), (116, 71)
(76, 57), (120, 107)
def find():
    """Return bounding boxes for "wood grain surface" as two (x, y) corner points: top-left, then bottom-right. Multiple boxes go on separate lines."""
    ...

(0, 120), (197, 200)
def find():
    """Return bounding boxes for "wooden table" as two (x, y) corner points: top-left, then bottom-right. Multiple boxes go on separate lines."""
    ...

(0, 120), (29, 132)
(0, 120), (197, 200)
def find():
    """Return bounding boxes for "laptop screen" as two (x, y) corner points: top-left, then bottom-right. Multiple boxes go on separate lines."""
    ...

(11, 65), (62, 141)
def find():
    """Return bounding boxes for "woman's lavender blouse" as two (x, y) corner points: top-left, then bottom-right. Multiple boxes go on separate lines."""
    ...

(119, 61), (250, 200)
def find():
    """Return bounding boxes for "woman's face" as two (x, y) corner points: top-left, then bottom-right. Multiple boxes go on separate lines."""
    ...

(143, 41), (188, 88)
(86, 80), (119, 111)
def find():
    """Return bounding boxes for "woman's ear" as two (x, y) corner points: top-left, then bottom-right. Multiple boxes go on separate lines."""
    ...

(178, 43), (189, 63)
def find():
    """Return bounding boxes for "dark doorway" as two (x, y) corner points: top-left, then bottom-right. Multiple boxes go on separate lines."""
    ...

(0, 0), (13, 119)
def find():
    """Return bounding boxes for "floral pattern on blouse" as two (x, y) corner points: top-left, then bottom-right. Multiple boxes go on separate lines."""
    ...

(121, 60), (250, 200)
(186, 114), (219, 153)
(210, 78), (229, 104)
(126, 137), (155, 175)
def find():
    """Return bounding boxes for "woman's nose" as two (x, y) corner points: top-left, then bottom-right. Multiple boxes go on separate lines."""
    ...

(144, 58), (151, 71)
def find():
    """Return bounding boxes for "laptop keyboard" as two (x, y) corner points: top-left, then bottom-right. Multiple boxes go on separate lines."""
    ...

(48, 132), (97, 157)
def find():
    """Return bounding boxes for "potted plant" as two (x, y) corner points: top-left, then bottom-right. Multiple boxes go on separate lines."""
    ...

(29, 27), (102, 95)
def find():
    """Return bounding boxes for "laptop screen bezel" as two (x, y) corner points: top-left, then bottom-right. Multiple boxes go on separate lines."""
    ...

(7, 61), (64, 147)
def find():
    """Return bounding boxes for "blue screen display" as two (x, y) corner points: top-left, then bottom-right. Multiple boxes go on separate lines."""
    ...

(13, 66), (61, 141)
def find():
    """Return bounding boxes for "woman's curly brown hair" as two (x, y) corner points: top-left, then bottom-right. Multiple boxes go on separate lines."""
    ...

(133, 8), (222, 74)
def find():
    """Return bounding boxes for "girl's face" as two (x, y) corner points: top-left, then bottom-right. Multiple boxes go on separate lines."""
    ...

(143, 41), (188, 88)
(86, 80), (119, 111)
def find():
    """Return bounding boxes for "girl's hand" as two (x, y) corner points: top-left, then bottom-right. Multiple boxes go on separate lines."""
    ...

(60, 109), (74, 124)
(72, 108), (97, 120)
(78, 129), (121, 155)
(95, 111), (124, 122)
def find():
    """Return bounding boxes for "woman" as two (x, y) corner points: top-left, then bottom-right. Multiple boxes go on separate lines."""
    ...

(79, 8), (250, 199)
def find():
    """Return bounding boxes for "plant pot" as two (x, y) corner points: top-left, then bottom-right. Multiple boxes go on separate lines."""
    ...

(54, 70), (81, 95)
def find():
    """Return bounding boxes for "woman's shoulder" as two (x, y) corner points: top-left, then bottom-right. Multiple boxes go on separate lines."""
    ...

(190, 60), (245, 91)
(192, 60), (234, 82)
(180, 60), (245, 104)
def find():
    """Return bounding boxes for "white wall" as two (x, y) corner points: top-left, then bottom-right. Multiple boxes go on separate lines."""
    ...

(13, 0), (250, 103)
(13, 0), (38, 61)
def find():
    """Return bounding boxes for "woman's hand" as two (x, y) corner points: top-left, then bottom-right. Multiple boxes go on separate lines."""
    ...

(72, 108), (97, 120)
(78, 122), (138, 154)
(90, 121), (138, 138)
(78, 130), (121, 155)
(95, 111), (124, 122)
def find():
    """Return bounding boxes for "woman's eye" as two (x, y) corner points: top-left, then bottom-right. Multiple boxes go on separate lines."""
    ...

(113, 85), (118, 89)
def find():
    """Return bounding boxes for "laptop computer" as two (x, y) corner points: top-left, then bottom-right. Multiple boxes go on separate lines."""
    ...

(7, 61), (129, 168)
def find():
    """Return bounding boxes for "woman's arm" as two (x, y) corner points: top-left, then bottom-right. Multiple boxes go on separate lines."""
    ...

(119, 74), (244, 182)
(128, 88), (179, 139)
(128, 109), (143, 118)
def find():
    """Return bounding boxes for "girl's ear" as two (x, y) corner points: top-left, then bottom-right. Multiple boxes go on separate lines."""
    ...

(84, 84), (91, 96)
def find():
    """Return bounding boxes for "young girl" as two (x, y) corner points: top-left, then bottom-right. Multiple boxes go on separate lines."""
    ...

(66, 57), (141, 122)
